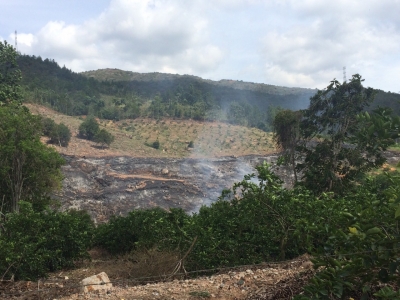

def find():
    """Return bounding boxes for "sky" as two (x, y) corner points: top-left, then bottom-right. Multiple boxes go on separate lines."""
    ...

(0, 0), (399, 92)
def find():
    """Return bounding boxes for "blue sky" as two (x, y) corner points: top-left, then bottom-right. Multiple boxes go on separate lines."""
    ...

(1, 0), (399, 92)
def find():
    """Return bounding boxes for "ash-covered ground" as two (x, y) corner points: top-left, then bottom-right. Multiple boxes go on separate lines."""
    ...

(56, 154), (295, 223)
(56, 151), (400, 223)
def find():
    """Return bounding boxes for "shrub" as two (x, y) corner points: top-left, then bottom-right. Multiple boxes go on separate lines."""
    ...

(152, 140), (160, 149)
(78, 116), (99, 140)
(0, 202), (94, 280)
(93, 128), (114, 149)
(49, 123), (71, 147)
(295, 173), (400, 299)
(42, 117), (56, 136)
(94, 208), (190, 255)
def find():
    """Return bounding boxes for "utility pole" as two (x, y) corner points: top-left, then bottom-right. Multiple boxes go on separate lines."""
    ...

(15, 30), (17, 52)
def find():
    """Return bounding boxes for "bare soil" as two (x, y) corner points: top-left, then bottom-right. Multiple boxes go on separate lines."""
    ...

(0, 254), (314, 300)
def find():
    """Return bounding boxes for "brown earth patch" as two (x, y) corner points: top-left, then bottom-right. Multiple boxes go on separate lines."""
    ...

(0, 255), (314, 300)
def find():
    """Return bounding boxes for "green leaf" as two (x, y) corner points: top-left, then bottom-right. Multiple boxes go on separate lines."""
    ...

(366, 227), (381, 235)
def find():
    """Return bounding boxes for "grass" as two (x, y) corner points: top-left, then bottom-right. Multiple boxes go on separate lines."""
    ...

(25, 103), (277, 158)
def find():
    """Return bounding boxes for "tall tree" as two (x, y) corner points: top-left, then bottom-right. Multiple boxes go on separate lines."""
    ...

(0, 41), (64, 213)
(0, 41), (22, 105)
(0, 106), (65, 213)
(297, 74), (398, 194)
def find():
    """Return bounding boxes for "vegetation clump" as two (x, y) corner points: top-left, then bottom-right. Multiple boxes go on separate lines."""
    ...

(42, 117), (71, 147)
(0, 202), (94, 280)
(78, 115), (114, 148)
(94, 128), (115, 149)
(78, 115), (100, 140)
(152, 140), (160, 149)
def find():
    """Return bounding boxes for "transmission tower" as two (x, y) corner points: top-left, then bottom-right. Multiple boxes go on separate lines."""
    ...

(343, 66), (346, 83)
(15, 30), (17, 52)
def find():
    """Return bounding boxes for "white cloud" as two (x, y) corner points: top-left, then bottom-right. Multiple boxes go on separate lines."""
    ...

(260, 1), (400, 89)
(17, 0), (224, 75)
(16, 33), (35, 48)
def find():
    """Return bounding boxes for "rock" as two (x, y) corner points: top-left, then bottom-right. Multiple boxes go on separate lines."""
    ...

(81, 272), (112, 293)
(300, 261), (313, 269)
(161, 168), (169, 175)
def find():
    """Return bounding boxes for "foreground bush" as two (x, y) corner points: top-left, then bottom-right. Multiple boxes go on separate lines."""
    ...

(295, 172), (400, 299)
(186, 162), (345, 270)
(94, 207), (190, 255)
(0, 202), (94, 280)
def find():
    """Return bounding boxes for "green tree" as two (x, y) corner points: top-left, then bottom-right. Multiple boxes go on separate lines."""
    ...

(0, 106), (65, 213)
(42, 117), (56, 136)
(78, 115), (100, 140)
(0, 41), (22, 105)
(297, 74), (397, 194)
(49, 123), (71, 147)
(93, 128), (114, 149)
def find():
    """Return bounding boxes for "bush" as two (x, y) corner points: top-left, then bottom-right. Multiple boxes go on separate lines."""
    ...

(42, 117), (71, 147)
(152, 140), (160, 149)
(100, 107), (120, 121)
(94, 208), (190, 255)
(295, 173), (400, 299)
(78, 116), (99, 140)
(0, 202), (94, 280)
(49, 123), (71, 147)
(42, 117), (56, 136)
(93, 128), (114, 149)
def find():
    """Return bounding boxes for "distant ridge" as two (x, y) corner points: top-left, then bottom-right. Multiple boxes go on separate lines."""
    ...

(17, 54), (400, 120)
(81, 68), (316, 97)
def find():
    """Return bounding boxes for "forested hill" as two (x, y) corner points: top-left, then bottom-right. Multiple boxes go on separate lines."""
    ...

(81, 68), (314, 99)
(17, 54), (400, 130)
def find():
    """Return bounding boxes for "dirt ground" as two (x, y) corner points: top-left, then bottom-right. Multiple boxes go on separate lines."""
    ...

(0, 255), (314, 300)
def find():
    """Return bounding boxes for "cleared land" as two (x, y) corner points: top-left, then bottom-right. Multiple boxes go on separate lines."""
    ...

(26, 103), (276, 158)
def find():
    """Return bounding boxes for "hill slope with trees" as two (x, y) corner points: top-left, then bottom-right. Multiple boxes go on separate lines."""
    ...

(17, 55), (400, 132)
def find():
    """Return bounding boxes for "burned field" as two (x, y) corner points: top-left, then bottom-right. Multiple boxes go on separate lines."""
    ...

(57, 154), (296, 222)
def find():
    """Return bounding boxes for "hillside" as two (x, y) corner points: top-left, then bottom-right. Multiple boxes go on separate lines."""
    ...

(17, 55), (314, 131)
(26, 103), (276, 158)
(81, 68), (314, 96)
(18, 55), (400, 130)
